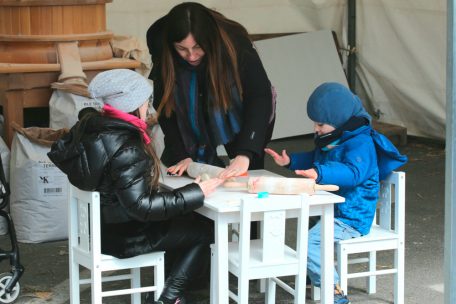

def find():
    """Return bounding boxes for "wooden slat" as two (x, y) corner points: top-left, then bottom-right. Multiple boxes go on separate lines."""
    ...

(50, 6), (63, 35)
(78, 40), (112, 61)
(0, 89), (25, 146)
(10, 5), (21, 34)
(22, 87), (52, 108)
(0, 58), (141, 73)
(18, 6), (31, 34)
(94, 3), (105, 32)
(0, 41), (57, 63)
(39, 5), (52, 34)
(0, 40), (112, 64)
(29, 5), (40, 34)
(0, 72), (58, 90)
(0, 7), (12, 34)
(0, 31), (112, 41)
(71, 5), (81, 34)
(0, 8), (3, 33)
(62, 3), (72, 34)
(0, 0), (112, 6)
(81, 5), (94, 33)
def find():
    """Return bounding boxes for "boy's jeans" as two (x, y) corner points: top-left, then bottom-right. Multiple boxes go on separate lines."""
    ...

(307, 218), (361, 287)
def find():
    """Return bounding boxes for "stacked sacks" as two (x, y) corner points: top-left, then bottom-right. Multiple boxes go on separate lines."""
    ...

(49, 90), (103, 129)
(9, 123), (69, 243)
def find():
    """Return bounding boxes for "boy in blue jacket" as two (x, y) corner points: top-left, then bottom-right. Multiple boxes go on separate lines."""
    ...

(265, 82), (407, 304)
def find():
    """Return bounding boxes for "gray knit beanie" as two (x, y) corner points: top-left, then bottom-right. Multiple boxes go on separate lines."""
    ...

(88, 69), (153, 113)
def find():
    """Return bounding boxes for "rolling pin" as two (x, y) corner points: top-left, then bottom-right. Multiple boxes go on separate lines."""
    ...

(223, 176), (339, 195)
(186, 162), (224, 180)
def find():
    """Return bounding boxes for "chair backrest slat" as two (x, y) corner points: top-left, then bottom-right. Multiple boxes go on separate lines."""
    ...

(69, 185), (101, 261)
(378, 180), (393, 229)
(393, 172), (406, 237)
(78, 201), (90, 252)
(377, 172), (406, 233)
(239, 194), (309, 265)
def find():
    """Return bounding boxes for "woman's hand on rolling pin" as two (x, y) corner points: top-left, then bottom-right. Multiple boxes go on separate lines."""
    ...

(167, 158), (193, 176)
(194, 176), (224, 197)
(264, 148), (290, 167)
(295, 168), (318, 180)
(218, 155), (250, 179)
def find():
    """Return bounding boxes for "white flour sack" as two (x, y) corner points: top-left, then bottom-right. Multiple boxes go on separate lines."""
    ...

(10, 126), (69, 243)
(49, 90), (103, 129)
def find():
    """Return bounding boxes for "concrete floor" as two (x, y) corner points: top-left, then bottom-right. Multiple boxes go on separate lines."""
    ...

(0, 135), (445, 304)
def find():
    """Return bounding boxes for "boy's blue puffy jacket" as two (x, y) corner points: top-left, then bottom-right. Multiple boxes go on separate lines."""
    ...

(288, 125), (407, 235)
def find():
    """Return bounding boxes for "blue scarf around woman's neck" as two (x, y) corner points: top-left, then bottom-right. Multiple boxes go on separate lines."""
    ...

(173, 62), (243, 164)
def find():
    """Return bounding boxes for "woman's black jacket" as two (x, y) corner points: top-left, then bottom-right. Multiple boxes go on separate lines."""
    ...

(146, 16), (275, 167)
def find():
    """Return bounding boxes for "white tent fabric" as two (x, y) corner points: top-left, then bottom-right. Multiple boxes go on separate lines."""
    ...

(107, 0), (446, 139)
(355, 1), (446, 139)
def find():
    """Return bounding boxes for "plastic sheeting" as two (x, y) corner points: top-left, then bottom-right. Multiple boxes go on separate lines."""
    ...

(355, 1), (446, 139)
(107, 0), (445, 139)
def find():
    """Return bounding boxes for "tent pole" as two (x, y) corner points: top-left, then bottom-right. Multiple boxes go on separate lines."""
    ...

(347, 0), (356, 92)
(445, 1), (456, 303)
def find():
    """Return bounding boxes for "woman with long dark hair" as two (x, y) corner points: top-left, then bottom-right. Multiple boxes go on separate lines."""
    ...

(147, 2), (276, 179)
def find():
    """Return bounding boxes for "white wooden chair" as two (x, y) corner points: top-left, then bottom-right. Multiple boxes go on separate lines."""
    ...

(217, 194), (310, 304)
(311, 171), (405, 304)
(68, 185), (165, 303)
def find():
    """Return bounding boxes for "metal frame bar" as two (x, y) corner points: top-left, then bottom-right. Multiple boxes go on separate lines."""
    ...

(347, 0), (356, 91)
(445, 1), (456, 303)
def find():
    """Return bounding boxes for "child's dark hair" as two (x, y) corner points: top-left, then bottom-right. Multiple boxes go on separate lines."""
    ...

(130, 108), (160, 189)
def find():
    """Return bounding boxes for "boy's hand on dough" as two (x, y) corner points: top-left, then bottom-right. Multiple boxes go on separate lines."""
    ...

(295, 168), (318, 180)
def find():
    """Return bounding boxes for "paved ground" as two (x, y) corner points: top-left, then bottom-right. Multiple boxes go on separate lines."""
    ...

(0, 135), (445, 303)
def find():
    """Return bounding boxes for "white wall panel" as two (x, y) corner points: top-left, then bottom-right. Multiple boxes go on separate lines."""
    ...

(254, 30), (348, 139)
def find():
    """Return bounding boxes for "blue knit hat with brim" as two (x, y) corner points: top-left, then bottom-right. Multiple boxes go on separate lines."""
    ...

(307, 82), (371, 129)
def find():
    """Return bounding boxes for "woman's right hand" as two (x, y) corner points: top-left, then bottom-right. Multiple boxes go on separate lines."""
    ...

(264, 148), (290, 167)
(167, 158), (193, 176)
(195, 177), (224, 197)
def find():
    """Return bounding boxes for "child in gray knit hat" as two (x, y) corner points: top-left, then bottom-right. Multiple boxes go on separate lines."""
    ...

(265, 82), (407, 304)
(49, 69), (224, 304)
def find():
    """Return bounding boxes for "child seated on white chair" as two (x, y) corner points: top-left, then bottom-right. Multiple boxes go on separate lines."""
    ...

(48, 69), (224, 304)
(265, 82), (407, 304)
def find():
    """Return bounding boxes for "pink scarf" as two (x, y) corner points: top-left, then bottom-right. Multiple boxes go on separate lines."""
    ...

(102, 104), (151, 144)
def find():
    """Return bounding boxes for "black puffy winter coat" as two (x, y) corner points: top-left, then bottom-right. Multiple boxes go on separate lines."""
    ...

(48, 109), (205, 226)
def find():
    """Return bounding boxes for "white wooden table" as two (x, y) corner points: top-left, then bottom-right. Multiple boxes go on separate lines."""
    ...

(159, 169), (345, 304)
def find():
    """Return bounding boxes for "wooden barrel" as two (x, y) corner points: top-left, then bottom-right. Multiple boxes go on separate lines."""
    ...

(0, 0), (141, 147)
(0, 0), (114, 64)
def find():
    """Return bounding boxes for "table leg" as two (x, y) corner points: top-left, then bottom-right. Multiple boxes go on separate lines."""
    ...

(213, 214), (229, 304)
(320, 205), (334, 304)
